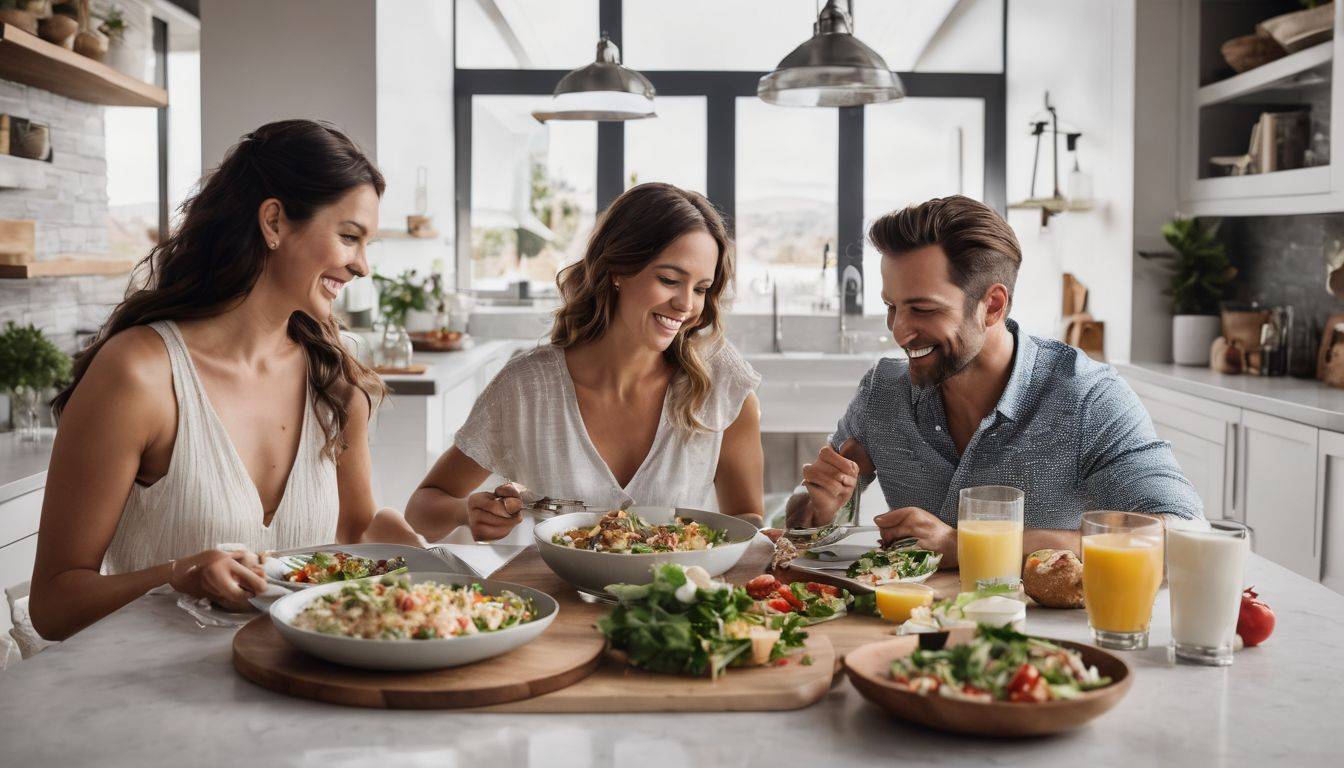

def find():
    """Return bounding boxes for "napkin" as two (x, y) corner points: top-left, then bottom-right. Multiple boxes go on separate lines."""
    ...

(428, 526), (528, 579)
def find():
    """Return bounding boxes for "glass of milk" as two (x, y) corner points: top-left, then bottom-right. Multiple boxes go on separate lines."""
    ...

(1166, 519), (1250, 666)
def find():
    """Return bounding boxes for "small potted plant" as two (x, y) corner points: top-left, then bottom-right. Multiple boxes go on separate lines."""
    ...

(371, 270), (429, 368)
(1146, 217), (1237, 366)
(0, 322), (71, 442)
(98, 1), (151, 80)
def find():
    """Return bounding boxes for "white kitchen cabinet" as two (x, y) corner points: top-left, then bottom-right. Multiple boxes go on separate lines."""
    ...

(1131, 379), (1240, 519)
(0, 488), (43, 635)
(1316, 430), (1344, 594)
(1239, 410), (1320, 580)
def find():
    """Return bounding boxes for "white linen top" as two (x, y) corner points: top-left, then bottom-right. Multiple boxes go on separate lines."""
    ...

(454, 342), (760, 511)
(102, 320), (339, 574)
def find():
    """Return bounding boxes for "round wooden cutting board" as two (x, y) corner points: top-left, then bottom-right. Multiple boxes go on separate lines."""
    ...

(232, 616), (606, 710)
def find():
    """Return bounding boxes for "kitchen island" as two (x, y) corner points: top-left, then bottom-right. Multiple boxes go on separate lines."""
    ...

(0, 552), (1338, 766)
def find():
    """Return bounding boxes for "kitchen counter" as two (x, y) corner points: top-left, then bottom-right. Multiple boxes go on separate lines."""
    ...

(0, 553), (1338, 766)
(380, 339), (530, 396)
(0, 430), (52, 505)
(1118, 361), (1344, 431)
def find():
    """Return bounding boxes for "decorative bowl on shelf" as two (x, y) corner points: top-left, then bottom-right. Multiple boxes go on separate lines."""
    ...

(409, 330), (471, 352)
(1220, 33), (1286, 74)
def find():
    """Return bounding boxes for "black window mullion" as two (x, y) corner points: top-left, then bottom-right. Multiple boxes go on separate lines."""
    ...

(596, 0), (624, 211)
(837, 105), (864, 314)
(154, 17), (168, 241)
(705, 93), (736, 237)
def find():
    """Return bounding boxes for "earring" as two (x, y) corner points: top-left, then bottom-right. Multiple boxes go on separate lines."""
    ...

(269, 241), (277, 249)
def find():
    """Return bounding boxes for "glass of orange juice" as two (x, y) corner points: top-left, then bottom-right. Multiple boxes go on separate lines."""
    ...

(956, 485), (1025, 593)
(1082, 511), (1164, 650)
(874, 583), (935, 623)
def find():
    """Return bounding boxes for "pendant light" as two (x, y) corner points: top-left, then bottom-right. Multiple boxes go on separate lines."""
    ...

(758, 0), (904, 108)
(532, 33), (656, 123)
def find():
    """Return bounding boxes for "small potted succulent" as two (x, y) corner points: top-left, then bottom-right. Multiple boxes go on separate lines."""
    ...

(0, 322), (71, 441)
(1144, 217), (1236, 366)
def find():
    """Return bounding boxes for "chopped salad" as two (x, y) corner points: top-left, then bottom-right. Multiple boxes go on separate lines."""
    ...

(291, 576), (536, 640)
(890, 624), (1112, 703)
(599, 564), (807, 678)
(282, 551), (407, 584)
(744, 574), (851, 624)
(846, 548), (942, 585)
(552, 509), (728, 553)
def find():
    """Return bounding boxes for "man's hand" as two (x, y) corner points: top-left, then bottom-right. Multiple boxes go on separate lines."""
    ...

(790, 442), (862, 528)
(875, 506), (958, 566)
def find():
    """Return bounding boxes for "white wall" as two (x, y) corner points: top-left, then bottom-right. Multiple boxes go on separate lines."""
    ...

(1005, 0), (1137, 364)
(199, 0), (377, 170)
(374, 0), (455, 278)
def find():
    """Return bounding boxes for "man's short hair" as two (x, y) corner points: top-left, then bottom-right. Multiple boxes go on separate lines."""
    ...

(868, 195), (1022, 310)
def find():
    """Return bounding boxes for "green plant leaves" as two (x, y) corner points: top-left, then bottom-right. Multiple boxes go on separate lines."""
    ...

(0, 322), (71, 393)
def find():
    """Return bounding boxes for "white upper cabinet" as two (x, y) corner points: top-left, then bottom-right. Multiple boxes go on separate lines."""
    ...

(1178, 0), (1344, 215)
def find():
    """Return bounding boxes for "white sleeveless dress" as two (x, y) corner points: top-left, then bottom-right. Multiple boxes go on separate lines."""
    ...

(101, 320), (339, 574)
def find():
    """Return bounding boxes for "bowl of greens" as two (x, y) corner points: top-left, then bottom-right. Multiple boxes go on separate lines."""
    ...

(533, 507), (758, 598)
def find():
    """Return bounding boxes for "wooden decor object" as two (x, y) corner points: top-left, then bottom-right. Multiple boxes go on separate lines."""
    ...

(0, 256), (134, 278)
(1059, 272), (1106, 360)
(0, 219), (35, 265)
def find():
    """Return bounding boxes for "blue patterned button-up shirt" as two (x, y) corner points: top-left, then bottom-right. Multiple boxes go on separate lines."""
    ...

(830, 320), (1203, 529)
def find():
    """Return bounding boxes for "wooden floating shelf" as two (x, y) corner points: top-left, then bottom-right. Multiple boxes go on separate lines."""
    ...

(0, 256), (135, 278)
(0, 23), (166, 108)
(376, 228), (442, 241)
(1198, 40), (1333, 108)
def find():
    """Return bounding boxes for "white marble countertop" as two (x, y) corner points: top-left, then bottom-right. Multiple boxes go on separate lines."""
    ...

(0, 430), (52, 505)
(380, 339), (530, 396)
(1118, 361), (1344, 430)
(1, 553), (1339, 767)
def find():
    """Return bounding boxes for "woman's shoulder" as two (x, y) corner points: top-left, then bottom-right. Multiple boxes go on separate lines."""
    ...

(478, 343), (565, 395)
(88, 325), (173, 390)
(700, 339), (761, 389)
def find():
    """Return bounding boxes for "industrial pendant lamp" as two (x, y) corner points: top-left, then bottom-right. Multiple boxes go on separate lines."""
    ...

(532, 33), (656, 122)
(758, 0), (904, 107)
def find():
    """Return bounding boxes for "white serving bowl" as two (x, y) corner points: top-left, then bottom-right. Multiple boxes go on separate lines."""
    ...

(268, 572), (557, 671)
(533, 506), (758, 596)
(262, 543), (449, 590)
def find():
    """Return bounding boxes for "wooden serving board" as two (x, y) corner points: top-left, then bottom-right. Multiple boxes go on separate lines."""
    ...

(474, 539), (836, 712)
(232, 613), (606, 710)
(232, 537), (945, 711)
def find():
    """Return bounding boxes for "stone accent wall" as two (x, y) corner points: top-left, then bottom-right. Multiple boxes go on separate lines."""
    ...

(0, 78), (125, 354)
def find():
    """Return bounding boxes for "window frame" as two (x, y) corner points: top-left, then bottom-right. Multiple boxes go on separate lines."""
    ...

(453, 0), (1006, 311)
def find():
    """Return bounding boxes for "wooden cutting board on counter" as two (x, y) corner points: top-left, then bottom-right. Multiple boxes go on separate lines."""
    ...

(232, 604), (606, 710)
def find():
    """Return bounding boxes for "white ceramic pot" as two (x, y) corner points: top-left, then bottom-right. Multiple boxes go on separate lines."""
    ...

(1172, 314), (1222, 366)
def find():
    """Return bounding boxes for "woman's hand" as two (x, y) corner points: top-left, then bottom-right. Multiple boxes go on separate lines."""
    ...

(169, 549), (267, 611)
(467, 482), (527, 541)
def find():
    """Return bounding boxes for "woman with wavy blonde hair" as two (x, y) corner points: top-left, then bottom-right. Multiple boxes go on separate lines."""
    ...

(406, 183), (764, 541)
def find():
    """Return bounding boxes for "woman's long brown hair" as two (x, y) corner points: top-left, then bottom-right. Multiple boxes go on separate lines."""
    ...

(53, 119), (387, 460)
(551, 183), (734, 434)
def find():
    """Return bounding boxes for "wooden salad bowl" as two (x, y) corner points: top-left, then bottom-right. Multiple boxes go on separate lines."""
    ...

(843, 630), (1132, 737)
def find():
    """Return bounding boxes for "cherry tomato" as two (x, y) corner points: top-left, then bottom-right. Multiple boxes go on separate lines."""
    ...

(778, 586), (806, 611)
(745, 574), (780, 599)
(766, 598), (793, 613)
(805, 582), (840, 598)
(1237, 586), (1275, 647)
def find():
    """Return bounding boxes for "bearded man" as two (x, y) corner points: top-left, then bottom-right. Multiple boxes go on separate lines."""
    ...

(785, 196), (1202, 563)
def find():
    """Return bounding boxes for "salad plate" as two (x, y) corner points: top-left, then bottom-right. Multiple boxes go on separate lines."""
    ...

(262, 544), (447, 589)
(844, 628), (1132, 737)
(268, 572), (558, 671)
(786, 547), (940, 591)
(534, 507), (758, 598)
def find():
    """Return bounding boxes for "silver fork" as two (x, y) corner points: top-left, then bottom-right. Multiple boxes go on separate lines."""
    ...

(782, 523), (918, 551)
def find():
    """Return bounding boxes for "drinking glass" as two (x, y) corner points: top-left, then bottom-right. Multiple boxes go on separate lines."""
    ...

(956, 485), (1025, 593)
(1082, 511), (1164, 650)
(1167, 520), (1249, 666)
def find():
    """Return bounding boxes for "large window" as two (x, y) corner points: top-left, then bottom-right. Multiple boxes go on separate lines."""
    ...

(454, 0), (1005, 312)
(469, 96), (597, 292)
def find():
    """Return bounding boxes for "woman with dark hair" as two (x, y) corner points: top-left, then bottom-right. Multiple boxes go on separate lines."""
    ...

(405, 182), (764, 542)
(29, 120), (412, 641)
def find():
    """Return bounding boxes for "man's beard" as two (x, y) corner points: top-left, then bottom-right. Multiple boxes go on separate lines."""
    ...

(908, 315), (984, 388)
